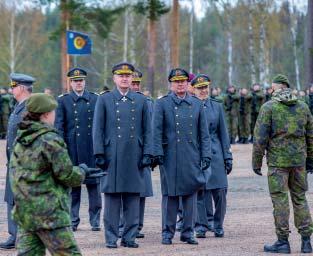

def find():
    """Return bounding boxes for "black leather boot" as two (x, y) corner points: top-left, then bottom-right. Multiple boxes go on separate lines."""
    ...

(301, 236), (312, 253)
(264, 239), (291, 254)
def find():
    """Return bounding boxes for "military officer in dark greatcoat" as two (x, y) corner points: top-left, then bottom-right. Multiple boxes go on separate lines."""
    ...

(93, 62), (153, 249)
(152, 68), (211, 245)
(55, 67), (101, 232)
(0, 73), (35, 249)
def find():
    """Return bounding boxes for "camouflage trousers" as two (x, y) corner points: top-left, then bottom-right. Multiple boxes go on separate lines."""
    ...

(238, 113), (250, 138)
(17, 226), (82, 256)
(268, 166), (313, 239)
(226, 114), (238, 139)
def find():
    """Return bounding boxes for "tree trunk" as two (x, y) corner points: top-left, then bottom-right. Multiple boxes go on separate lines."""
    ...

(60, 0), (70, 92)
(9, 0), (16, 73)
(123, 7), (129, 62)
(129, 10), (136, 65)
(226, 14), (233, 85)
(171, 0), (179, 67)
(103, 39), (108, 87)
(161, 16), (171, 91)
(306, 0), (313, 86)
(289, 1), (300, 89)
(189, 1), (194, 73)
(147, 19), (156, 96)
(248, 0), (256, 84)
(259, 18), (266, 85)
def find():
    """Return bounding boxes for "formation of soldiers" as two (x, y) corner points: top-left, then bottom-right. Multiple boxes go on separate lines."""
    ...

(1, 64), (313, 255)
(212, 84), (313, 145)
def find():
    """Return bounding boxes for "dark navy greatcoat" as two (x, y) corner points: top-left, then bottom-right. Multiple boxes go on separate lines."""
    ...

(140, 95), (154, 197)
(204, 98), (232, 189)
(55, 90), (98, 184)
(153, 92), (211, 196)
(93, 88), (153, 193)
(5, 101), (27, 204)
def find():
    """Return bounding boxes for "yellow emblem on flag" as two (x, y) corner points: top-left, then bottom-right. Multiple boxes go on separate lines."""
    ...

(74, 36), (86, 50)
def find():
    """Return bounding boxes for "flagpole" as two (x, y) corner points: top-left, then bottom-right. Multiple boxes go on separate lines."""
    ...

(66, 20), (70, 92)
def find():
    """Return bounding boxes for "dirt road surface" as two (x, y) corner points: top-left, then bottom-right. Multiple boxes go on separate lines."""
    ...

(0, 141), (313, 255)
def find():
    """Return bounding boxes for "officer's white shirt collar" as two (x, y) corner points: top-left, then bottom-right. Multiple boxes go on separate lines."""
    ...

(74, 90), (85, 97)
(117, 88), (129, 96)
(176, 93), (187, 99)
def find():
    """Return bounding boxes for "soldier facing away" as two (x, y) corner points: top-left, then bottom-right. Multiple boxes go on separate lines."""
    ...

(10, 93), (105, 255)
(224, 85), (239, 144)
(252, 74), (313, 254)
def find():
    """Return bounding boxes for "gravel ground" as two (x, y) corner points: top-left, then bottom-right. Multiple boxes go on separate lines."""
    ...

(0, 141), (313, 255)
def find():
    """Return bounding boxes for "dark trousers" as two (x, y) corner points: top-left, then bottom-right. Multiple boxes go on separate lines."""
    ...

(104, 193), (140, 243)
(119, 196), (146, 234)
(7, 203), (17, 240)
(162, 193), (197, 239)
(71, 184), (102, 228)
(195, 189), (227, 232)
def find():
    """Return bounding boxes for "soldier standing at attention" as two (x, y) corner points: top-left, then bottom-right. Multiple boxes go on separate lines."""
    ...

(0, 73), (34, 250)
(10, 93), (105, 255)
(119, 69), (154, 239)
(224, 85), (239, 144)
(152, 68), (211, 245)
(55, 68), (101, 232)
(252, 74), (313, 254)
(238, 88), (251, 144)
(250, 83), (265, 142)
(93, 62), (153, 249)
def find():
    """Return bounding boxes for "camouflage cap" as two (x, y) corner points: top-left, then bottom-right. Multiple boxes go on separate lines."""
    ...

(26, 93), (58, 113)
(272, 74), (290, 88)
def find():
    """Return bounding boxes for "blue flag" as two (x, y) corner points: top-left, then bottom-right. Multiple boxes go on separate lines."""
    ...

(67, 30), (92, 55)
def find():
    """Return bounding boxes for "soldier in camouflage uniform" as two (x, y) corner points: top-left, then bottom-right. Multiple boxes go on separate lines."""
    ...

(250, 83), (265, 142)
(238, 88), (251, 144)
(10, 93), (105, 256)
(223, 85), (239, 144)
(0, 88), (13, 139)
(265, 86), (273, 102)
(252, 74), (313, 254)
(305, 85), (313, 115)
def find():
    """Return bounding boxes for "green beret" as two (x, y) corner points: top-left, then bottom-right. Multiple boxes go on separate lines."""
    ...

(26, 93), (58, 114)
(272, 74), (290, 88)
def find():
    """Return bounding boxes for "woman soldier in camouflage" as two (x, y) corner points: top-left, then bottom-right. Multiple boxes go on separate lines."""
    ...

(9, 93), (104, 256)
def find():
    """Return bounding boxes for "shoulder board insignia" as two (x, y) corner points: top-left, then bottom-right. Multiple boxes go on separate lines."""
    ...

(58, 93), (69, 98)
(100, 90), (110, 95)
(90, 91), (99, 96)
(136, 91), (144, 95)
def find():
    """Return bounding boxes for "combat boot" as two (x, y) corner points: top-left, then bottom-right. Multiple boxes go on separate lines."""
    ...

(264, 239), (291, 254)
(230, 137), (236, 144)
(301, 236), (312, 253)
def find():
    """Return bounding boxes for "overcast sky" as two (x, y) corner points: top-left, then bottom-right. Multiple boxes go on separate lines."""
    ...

(180, 0), (308, 19)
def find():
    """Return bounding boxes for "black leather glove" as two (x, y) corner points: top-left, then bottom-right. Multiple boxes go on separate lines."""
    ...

(95, 154), (109, 171)
(139, 154), (153, 169)
(225, 159), (233, 175)
(79, 163), (107, 178)
(151, 155), (164, 170)
(253, 168), (262, 176)
(306, 159), (313, 174)
(201, 157), (211, 171)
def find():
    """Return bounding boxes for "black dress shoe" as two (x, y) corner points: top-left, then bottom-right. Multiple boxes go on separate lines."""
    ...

(0, 236), (15, 249)
(264, 239), (291, 254)
(207, 223), (214, 232)
(91, 226), (101, 231)
(136, 232), (145, 238)
(162, 238), (172, 245)
(195, 231), (206, 238)
(106, 242), (117, 249)
(120, 240), (139, 248)
(301, 236), (312, 253)
(72, 226), (77, 232)
(214, 229), (224, 238)
(180, 237), (198, 245)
